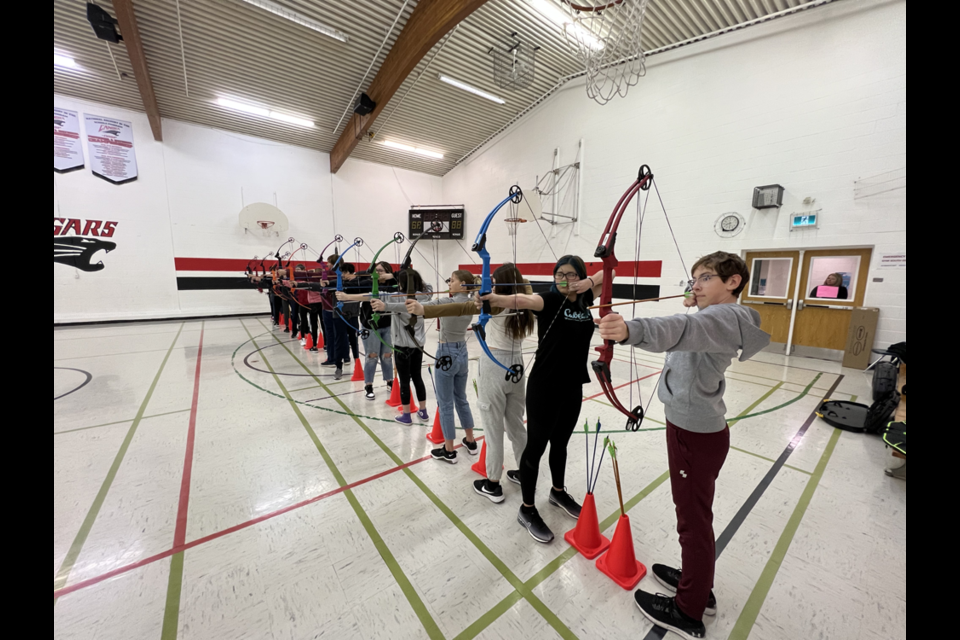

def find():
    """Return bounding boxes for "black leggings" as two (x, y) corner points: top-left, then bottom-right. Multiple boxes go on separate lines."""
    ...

(520, 375), (584, 506)
(308, 303), (323, 344)
(394, 346), (427, 407)
(298, 304), (309, 338)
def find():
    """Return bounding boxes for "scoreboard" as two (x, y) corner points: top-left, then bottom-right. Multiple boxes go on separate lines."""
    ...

(409, 205), (465, 240)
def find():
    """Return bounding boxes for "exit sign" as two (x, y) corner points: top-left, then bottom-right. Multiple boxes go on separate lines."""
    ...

(790, 211), (820, 231)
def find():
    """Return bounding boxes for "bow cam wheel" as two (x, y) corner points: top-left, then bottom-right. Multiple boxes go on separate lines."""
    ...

(509, 185), (523, 204)
(506, 364), (524, 384)
(438, 356), (453, 372)
(394, 232), (405, 243)
(638, 165), (653, 190)
(360, 329), (370, 340)
(625, 405), (645, 432)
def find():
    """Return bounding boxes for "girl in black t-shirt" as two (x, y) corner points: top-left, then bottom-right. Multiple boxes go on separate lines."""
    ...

(481, 255), (607, 544)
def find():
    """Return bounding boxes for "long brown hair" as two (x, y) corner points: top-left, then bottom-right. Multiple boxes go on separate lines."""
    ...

(493, 263), (535, 341)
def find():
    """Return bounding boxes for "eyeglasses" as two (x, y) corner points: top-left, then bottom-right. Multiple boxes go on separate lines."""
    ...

(555, 271), (580, 282)
(688, 274), (719, 288)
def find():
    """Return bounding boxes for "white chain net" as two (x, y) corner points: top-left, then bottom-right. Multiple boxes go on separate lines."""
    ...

(562, 0), (651, 105)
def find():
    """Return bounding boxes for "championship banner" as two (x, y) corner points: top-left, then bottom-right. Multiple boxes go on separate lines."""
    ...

(54, 108), (84, 173)
(84, 114), (138, 185)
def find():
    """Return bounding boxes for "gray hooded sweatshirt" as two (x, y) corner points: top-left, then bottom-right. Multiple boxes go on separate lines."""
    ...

(621, 303), (771, 433)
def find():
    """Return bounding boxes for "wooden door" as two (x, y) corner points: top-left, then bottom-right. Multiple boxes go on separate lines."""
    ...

(793, 248), (873, 351)
(740, 251), (801, 346)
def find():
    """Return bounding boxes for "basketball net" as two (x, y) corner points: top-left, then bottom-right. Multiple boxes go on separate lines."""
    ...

(504, 218), (526, 237)
(257, 221), (276, 237)
(562, 0), (651, 105)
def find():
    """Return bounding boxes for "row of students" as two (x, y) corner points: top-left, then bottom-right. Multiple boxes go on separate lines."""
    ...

(406, 252), (769, 640)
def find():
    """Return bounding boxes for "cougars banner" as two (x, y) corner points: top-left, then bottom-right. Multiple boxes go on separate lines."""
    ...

(54, 108), (84, 173)
(84, 114), (138, 185)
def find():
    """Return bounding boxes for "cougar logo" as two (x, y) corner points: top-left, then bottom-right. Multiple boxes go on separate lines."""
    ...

(54, 118), (65, 128)
(54, 237), (116, 272)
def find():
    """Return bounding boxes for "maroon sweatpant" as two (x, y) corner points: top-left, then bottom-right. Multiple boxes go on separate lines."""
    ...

(666, 420), (730, 621)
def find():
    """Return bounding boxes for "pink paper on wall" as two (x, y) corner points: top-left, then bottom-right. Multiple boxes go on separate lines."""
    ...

(815, 285), (840, 299)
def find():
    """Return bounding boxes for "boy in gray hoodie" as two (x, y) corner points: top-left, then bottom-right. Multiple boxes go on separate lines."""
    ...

(599, 251), (770, 640)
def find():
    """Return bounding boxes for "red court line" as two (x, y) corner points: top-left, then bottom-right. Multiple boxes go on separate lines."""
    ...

(55, 365), (662, 599)
(174, 326), (204, 548)
(53, 437), (483, 600)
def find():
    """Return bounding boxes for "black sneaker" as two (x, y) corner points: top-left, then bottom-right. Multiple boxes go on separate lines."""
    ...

(365, 386), (376, 401)
(518, 506), (554, 544)
(310, 346), (319, 353)
(474, 479), (504, 504)
(320, 361), (337, 368)
(634, 591), (705, 640)
(548, 488), (582, 520)
(462, 439), (479, 456)
(431, 447), (457, 465)
(652, 564), (717, 616)
(506, 470), (521, 486)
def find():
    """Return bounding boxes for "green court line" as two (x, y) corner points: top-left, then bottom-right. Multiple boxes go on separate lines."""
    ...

(727, 428), (842, 640)
(851, 395), (858, 402)
(253, 319), (580, 640)
(54, 409), (191, 436)
(241, 321), (445, 640)
(730, 446), (813, 476)
(161, 552), (185, 639)
(731, 374), (821, 423)
(455, 380), (792, 639)
(53, 324), (185, 602)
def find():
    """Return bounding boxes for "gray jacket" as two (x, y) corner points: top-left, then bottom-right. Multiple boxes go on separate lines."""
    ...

(621, 304), (771, 433)
(382, 292), (433, 349)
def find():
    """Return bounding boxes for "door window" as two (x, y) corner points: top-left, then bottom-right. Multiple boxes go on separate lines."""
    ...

(806, 256), (860, 301)
(749, 258), (793, 298)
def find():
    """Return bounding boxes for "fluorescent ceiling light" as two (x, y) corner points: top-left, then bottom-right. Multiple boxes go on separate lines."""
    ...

(217, 98), (315, 128)
(235, 0), (349, 43)
(381, 140), (444, 160)
(529, 0), (604, 51)
(54, 53), (78, 69)
(438, 74), (506, 105)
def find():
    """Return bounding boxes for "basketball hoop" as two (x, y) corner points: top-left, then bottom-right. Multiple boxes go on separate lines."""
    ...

(504, 217), (527, 237)
(561, 0), (651, 105)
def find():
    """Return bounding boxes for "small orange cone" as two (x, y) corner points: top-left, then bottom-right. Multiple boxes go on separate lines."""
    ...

(564, 493), (611, 559)
(398, 393), (418, 413)
(351, 358), (365, 382)
(303, 334), (314, 350)
(386, 378), (402, 407)
(316, 331), (325, 349)
(595, 514), (647, 590)
(471, 440), (503, 478)
(279, 313), (286, 327)
(426, 412), (445, 444)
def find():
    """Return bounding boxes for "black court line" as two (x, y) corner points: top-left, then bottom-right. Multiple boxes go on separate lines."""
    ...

(54, 367), (93, 401)
(641, 374), (844, 640)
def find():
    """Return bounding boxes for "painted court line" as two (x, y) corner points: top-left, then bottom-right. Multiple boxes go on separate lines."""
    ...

(53, 324), (185, 602)
(54, 409), (192, 436)
(161, 322), (205, 639)
(256, 319), (580, 640)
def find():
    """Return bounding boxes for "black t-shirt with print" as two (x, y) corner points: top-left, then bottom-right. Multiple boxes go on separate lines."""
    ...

(530, 289), (597, 385)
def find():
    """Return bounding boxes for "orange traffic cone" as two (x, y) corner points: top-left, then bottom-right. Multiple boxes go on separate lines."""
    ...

(386, 378), (402, 407)
(316, 331), (325, 349)
(471, 440), (503, 478)
(426, 412), (445, 444)
(595, 514), (647, 590)
(279, 313), (286, 327)
(351, 359), (365, 382)
(303, 333), (314, 350)
(564, 493), (611, 559)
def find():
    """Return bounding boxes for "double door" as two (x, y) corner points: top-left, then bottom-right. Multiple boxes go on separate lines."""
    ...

(741, 247), (873, 358)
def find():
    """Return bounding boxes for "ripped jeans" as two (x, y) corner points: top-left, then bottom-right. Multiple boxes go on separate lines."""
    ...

(362, 327), (394, 385)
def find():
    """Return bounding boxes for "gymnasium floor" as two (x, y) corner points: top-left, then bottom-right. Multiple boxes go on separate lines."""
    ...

(53, 317), (907, 640)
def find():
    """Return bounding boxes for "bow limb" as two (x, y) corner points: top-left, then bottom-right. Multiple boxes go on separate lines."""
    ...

(472, 186), (524, 383)
(364, 233), (404, 348)
(591, 165), (654, 430)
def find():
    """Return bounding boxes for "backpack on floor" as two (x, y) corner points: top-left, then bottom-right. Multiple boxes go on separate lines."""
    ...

(872, 361), (900, 402)
(883, 421), (906, 456)
(865, 391), (901, 435)
(817, 400), (871, 433)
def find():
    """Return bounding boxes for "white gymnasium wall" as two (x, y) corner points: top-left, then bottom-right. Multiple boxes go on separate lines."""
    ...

(440, 0), (906, 348)
(53, 95), (443, 323)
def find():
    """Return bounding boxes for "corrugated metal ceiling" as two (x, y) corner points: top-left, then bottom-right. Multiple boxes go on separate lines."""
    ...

(54, 0), (834, 176)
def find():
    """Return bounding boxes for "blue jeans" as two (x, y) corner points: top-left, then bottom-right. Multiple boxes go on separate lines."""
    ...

(434, 342), (474, 440)
(362, 327), (394, 385)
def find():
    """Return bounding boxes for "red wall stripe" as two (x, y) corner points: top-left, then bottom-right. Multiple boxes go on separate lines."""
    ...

(457, 261), (661, 278)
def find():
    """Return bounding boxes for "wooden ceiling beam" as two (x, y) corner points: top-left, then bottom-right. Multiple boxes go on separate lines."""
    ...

(113, 0), (162, 141)
(329, 0), (488, 173)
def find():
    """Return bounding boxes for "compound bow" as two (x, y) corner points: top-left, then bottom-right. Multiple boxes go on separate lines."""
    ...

(471, 185), (525, 383)
(399, 222), (452, 372)
(329, 237), (365, 335)
(361, 232), (405, 350)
